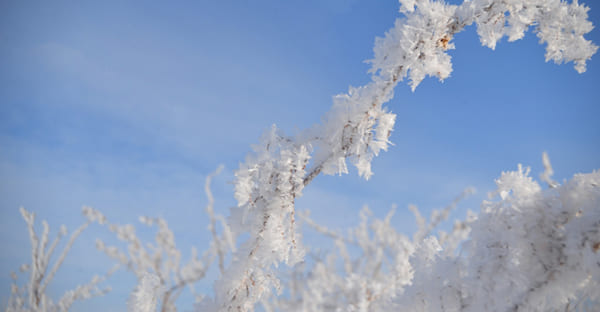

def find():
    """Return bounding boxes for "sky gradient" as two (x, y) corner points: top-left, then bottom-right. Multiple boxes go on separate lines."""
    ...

(1, 0), (599, 311)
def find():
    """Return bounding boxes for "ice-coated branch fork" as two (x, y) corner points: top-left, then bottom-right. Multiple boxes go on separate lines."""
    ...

(218, 0), (597, 311)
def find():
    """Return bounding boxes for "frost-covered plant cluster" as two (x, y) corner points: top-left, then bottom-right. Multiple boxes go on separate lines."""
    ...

(4, 0), (599, 311)
(6, 169), (233, 312)
(87, 168), (235, 312)
(266, 157), (599, 311)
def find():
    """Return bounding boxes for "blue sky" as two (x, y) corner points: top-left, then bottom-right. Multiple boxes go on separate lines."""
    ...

(1, 0), (599, 311)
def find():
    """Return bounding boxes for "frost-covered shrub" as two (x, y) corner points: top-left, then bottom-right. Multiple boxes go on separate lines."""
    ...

(5, 0), (598, 311)
(263, 159), (599, 311)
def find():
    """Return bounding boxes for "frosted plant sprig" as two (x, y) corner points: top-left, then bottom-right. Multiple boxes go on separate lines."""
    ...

(540, 151), (559, 188)
(129, 272), (162, 312)
(95, 166), (233, 312)
(205, 165), (235, 275)
(92, 210), (211, 312)
(297, 210), (353, 244)
(411, 186), (476, 242)
(56, 265), (117, 311)
(268, 205), (416, 312)
(214, 127), (309, 312)
(6, 208), (111, 312)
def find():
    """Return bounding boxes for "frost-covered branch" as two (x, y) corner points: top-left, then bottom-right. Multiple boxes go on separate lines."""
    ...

(219, 0), (597, 310)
